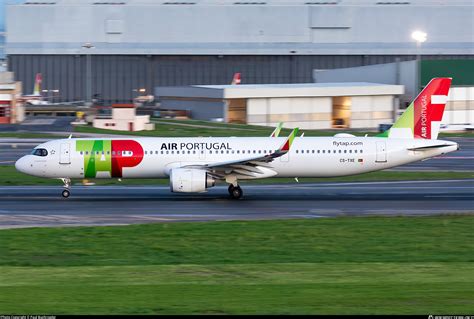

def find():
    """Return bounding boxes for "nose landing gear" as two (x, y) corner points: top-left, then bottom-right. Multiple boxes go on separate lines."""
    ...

(61, 178), (71, 198)
(62, 189), (71, 198)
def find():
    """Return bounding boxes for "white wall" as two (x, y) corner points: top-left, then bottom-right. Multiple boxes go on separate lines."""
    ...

(247, 96), (332, 130)
(7, 2), (473, 55)
(443, 87), (474, 125)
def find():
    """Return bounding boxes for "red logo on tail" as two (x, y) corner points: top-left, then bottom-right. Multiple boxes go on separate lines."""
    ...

(413, 78), (451, 139)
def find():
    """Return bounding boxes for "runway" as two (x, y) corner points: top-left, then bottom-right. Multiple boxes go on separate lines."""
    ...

(1, 137), (473, 170)
(0, 180), (472, 229)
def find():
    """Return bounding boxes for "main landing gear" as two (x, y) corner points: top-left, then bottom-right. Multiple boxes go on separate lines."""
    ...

(228, 184), (243, 200)
(61, 178), (71, 198)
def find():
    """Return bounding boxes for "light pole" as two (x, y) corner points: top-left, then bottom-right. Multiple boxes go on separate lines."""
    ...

(133, 88), (147, 105)
(133, 88), (146, 96)
(82, 42), (95, 106)
(41, 89), (60, 103)
(411, 30), (427, 95)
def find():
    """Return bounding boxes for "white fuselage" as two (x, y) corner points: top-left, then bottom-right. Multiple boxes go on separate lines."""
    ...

(15, 136), (458, 180)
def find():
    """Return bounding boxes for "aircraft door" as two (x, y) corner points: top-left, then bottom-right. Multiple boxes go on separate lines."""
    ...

(375, 141), (387, 163)
(60, 143), (71, 164)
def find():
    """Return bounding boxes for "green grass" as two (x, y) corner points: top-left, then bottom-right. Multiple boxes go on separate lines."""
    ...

(74, 121), (375, 137)
(0, 132), (68, 139)
(74, 119), (474, 138)
(0, 217), (473, 314)
(1, 165), (472, 186)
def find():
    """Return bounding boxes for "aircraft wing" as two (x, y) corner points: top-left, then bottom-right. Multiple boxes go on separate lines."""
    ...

(183, 128), (298, 178)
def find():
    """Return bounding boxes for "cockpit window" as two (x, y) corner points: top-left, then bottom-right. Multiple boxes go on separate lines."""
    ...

(31, 148), (48, 157)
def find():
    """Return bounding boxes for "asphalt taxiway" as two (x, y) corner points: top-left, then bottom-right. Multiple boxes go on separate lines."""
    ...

(0, 180), (472, 229)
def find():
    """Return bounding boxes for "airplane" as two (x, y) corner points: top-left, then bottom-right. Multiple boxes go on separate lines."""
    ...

(231, 72), (241, 85)
(21, 73), (85, 105)
(270, 122), (284, 137)
(15, 78), (458, 199)
(22, 73), (49, 105)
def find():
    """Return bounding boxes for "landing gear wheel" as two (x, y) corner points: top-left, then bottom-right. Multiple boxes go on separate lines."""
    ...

(229, 186), (243, 200)
(62, 189), (70, 198)
(228, 184), (235, 194)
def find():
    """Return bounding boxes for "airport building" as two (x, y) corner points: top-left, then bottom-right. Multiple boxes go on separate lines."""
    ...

(0, 71), (23, 124)
(314, 59), (474, 126)
(4, 0), (474, 104)
(93, 103), (155, 131)
(156, 82), (404, 129)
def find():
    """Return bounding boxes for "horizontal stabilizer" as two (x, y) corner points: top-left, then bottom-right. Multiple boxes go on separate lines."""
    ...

(407, 144), (455, 151)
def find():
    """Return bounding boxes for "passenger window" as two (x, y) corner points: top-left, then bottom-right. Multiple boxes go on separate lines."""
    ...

(344, 150), (347, 153)
(312, 150), (315, 154)
(296, 150), (299, 154)
(349, 150), (352, 153)
(237, 150), (240, 154)
(339, 150), (342, 153)
(354, 150), (358, 153)
(360, 150), (363, 153)
(322, 150), (325, 154)
(317, 150), (320, 154)
(80, 151), (83, 155)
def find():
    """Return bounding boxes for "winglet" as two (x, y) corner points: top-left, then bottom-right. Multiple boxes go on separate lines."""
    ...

(270, 122), (284, 137)
(279, 127), (299, 152)
(68, 134), (72, 139)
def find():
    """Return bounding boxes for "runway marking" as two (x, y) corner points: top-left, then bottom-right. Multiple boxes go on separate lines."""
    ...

(424, 195), (474, 198)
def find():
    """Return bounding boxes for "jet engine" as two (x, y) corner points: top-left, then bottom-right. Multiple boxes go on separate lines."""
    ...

(169, 168), (216, 193)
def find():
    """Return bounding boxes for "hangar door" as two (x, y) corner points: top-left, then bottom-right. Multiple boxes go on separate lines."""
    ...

(227, 99), (247, 124)
(332, 97), (351, 128)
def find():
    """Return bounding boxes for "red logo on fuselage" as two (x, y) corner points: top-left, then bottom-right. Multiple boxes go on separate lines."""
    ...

(111, 140), (144, 177)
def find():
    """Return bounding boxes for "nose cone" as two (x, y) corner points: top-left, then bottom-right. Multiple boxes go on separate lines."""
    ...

(15, 156), (30, 174)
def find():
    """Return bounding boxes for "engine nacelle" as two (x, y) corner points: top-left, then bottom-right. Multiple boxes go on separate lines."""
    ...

(169, 168), (216, 193)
